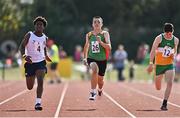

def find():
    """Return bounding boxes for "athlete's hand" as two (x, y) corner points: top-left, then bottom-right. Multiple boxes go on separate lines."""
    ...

(96, 36), (102, 43)
(25, 56), (32, 64)
(83, 58), (88, 66)
(170, 53), (175, 59)
(45, 55), (52, 62)
(147, 64), (153, 74)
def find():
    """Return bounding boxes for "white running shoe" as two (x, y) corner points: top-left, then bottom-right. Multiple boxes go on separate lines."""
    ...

(89, 92), (97, 100)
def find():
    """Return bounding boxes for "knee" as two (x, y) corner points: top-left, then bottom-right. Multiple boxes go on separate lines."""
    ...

(156, 87), (161, 90)
(168, 81), (173, 87)
(27, 86), (33, 90)
(90, 63), (99, 74)
(155, 85), (161, 90)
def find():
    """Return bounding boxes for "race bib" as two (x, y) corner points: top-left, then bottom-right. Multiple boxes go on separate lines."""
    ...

(91, 41), (100, 53)
(33, 41), (41, 52)
(162, 46), (173, 57)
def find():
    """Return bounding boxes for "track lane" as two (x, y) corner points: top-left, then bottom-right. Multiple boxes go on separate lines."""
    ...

(60, 81), (130, 117)
(105, 82), (180, 117)
(0, 82), (64, 117)
(122, 82), (180, 107)
(1, 80), (180, 117)
(0, 81), (26, 102)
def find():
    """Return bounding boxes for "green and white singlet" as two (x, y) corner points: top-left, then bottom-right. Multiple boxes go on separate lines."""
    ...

(87, 32), (107, 61)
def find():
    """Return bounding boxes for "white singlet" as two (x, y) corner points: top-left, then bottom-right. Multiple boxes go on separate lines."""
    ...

(25, 31), (47, 63)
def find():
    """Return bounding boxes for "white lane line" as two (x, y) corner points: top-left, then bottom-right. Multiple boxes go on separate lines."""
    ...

(122, 84), (180, 108)
(0, 90), (28, 105)
(104, 91), (136, 118)
(54, 82), (69, 118)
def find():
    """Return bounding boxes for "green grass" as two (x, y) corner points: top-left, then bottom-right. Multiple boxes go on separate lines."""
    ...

(72, 62), (154, 82)
(104, 63), (153, 82)
(0, 67), (23, 81)
(0, 62), (153, 82)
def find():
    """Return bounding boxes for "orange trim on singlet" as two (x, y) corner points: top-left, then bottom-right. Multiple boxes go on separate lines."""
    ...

(155, 52), (174, 65)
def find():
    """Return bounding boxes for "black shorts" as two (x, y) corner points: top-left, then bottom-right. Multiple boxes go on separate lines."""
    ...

(50, 62), (58, 70)
(87, 58), (107, 76)
(24, 60), (47, 77)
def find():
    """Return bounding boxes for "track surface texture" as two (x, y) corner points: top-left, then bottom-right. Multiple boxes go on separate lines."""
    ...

(1, 80), (180, 117)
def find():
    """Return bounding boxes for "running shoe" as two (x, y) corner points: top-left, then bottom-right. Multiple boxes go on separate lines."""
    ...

(161, 104), (168, 111)
(89, 92), (96, 100)
(35, 103), (43, 111)
(98, 90), (103, 96)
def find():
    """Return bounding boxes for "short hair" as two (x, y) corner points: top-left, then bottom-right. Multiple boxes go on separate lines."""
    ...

(93, 16), (103, 23)
(33, 16), (47, 27)
(164, 23), (174, 32)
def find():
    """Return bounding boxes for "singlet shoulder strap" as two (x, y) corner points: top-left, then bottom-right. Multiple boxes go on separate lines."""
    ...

(87, 31), (93, 40)
(28, 31), (33, 35)
(88, 31), (92, 37)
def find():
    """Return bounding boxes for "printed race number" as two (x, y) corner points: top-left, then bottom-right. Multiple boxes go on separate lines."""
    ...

(162, 46), (172, 57)
(37, 46), (41, 52)
(91, 41), (100, 53)
(34, 41), (41, 52)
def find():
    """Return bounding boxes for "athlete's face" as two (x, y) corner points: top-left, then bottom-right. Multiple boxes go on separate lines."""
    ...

(34, 21), (45, 33)
(92, 18), (103, 29)
(165, 32), (173, 39)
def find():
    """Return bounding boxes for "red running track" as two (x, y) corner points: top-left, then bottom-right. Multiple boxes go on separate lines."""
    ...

(0, 80), (180, 117)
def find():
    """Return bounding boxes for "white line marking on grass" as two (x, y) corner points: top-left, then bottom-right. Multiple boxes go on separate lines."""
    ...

(0, 90), (28, 105)
(122, 84), (180, 109)
(54, 82), (69, 118)
(104, 91), (136, 118)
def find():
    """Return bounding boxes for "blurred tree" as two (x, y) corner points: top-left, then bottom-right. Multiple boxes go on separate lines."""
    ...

(2, 0), (180, 59)
(0, 0), (23, 39)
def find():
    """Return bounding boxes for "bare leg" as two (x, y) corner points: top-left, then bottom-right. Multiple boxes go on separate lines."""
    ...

(36, 69), (46, 98)
(90, 62), (99, 89)
(26, 76), (35, 90)
(160, 69), (175, 110)
(164, 70), (175, 100)
(155, 74), (163, 90)
(98, 75), (104, 90)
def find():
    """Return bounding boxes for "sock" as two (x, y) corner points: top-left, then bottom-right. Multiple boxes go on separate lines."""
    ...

(35, 98), (41, 104)
(98, 88), (103, 92)
(90, 89), (96, 93)
(162, 99), (167, 106)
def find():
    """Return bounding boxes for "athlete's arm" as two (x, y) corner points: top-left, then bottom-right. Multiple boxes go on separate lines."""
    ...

(147, 35), (161, 73)
(96, 31), (111, 51)
(45, 38), (52, 62)
(44, 37), (49, 56)
(174, 37), (179, 55)
(19, 32), (32, 63)
(149, 35), (161, 63)
(83, 33), (90, 59)
(19, 32), (30, 57)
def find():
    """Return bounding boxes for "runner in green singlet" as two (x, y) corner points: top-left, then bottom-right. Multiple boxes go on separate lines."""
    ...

(83, 16), (111, 100)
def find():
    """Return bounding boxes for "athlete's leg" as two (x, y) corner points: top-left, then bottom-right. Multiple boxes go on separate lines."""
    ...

(160, 69), (175, 110)
(164, 69), (175, 100)
(97, 75), (104, 96)
(98, 75), (104, 90)
(155, 74), (163, 90)
(90, 62), (99, 89)
(88, 62), (99, 100)
(26, 76), (36, 90)
(35, 69), (46, 98)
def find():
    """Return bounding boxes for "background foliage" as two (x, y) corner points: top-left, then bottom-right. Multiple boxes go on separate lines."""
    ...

(0, 0), (180, 59)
